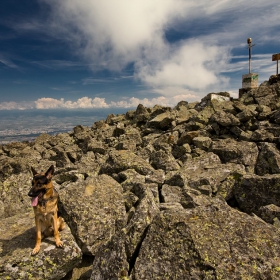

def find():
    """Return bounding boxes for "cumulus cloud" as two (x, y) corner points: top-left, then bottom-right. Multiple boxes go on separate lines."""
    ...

(0, 93), (200, 110)
(43, 0), (233, 96)
(136, 40), (230, 90)
(34, 95), (197, 109)
(34, 97), (109, 109)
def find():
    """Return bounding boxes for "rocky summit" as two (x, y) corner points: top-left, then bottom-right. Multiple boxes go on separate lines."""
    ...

(1, 75), (280, 279)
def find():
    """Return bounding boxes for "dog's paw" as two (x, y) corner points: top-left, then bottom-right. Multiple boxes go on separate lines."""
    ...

(31, 247), (40, 255)
(56, 240), (63, 248)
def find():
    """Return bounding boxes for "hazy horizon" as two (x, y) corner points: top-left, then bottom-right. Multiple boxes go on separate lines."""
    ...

(0, 107), (131, 144)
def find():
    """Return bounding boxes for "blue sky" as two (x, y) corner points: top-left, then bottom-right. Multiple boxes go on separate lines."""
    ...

(0, 0), (279, 110)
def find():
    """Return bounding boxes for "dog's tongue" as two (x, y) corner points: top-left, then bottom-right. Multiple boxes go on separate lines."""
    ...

(31, 196), (39, 207)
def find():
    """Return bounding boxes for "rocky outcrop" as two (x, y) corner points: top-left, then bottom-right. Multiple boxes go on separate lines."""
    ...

(1, 75), (280, 279)
(132, 199), (280, 280)
(0, 210), (82, 279)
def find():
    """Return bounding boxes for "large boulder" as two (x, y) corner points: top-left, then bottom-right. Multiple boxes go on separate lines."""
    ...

(99, 150), (157, 177)
(233, 174), (280, 216)
(0, 172), (33, 218)
(133, 104), (150, 123)
(165, 152), (240, 194)
(150, 150), (180, 171)
(0, 210), (82, 280)
(131, 199), (280, 279)
(211, 138), (258, 171)
(124, 183), (160, 261)
(210, 110), (240, 126)
(90, 183), (160, 279)
(148, 111), (176, 130)
(90, 233), (129, 280)
(59, 174), (126, 255)
(253, 82), (280, 109)
(255, 142), (280, 175)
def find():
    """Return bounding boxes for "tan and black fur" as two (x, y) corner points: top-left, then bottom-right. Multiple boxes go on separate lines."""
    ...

(28, 165), (65, 255)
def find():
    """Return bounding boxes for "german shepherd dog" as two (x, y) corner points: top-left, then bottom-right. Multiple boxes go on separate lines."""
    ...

(28, 165), (65, 255)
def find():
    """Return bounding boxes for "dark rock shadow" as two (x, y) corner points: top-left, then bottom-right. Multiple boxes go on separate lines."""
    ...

(0, 227), (35, 257)
(1, 225), (67, 258)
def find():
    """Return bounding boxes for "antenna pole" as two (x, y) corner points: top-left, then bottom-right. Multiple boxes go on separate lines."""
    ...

(247, 38), (255, 74)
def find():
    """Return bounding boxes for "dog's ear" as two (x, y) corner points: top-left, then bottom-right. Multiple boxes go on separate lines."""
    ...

(31, 167), (38, 176)
(45, 165), (54, 180)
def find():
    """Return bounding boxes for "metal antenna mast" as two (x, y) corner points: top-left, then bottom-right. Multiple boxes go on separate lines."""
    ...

(247, 38), (255, 73)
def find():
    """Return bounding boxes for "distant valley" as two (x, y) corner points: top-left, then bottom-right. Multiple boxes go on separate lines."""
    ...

(0, 108), (129, 144)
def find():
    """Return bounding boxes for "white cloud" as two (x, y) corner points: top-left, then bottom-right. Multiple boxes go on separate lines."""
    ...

(34, 97), (109, 109)
(0, 55), (19, 69)
(0, 101), (34, 110)
(4, 0), (279, 107)
(0, 93), (201, 110)
(35, 97), (65, 109)
(136, 40), (230, 89)
(43, 0), (233, 96)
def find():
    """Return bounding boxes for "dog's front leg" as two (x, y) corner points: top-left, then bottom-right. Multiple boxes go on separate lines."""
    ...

(53, 212), (63, 248)
(32, 217), (42, 255)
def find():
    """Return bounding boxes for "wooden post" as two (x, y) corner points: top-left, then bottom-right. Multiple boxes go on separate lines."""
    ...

(272, 53), (280, 75)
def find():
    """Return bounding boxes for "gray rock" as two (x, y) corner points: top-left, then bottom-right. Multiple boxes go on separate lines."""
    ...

(133, 104), (150, 123)
(236, 110), (255, 123)
(86, 139), (107, 154)
(2, 75), (280, 279)
(161, 184), (182, 204)
(257, 104), (272, 120)
(172, 143), (191, 159)
(123, 191), (139, 212)
(90, 233), (129, 280)
(192, 136), (212, 150)
(118, 169), (145, 192)
(59, 174), (126, 255)
(150, 150), (180, 171)
(211, 110), (240, 126)
(124, 184), (160, 261)
(181, 187), (212, 208)
(211, 138), (258, 170)
(189, 106), (214, 125)
(253, 82), (280, 109)
(216, 172), (245, 201)
(230, 126), (252, 141)
(0, 210), (82, 280)
(233, 174), (280, 215)
(100, 150), (156, 176)
(258, 204), (280, 224)
(148, 111), (176, 130)
(255, 142), (280, 175)
(131, 199), (280, 279)
(1, 172), (35, 218)
(251, 129), (275, 142)
(177, 130), (209, 146)
(175, 106), (197, 124)
(75, 151), (105, 176)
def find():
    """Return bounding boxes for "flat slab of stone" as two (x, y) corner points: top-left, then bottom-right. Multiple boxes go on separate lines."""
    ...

(0, 210), (82, 280)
